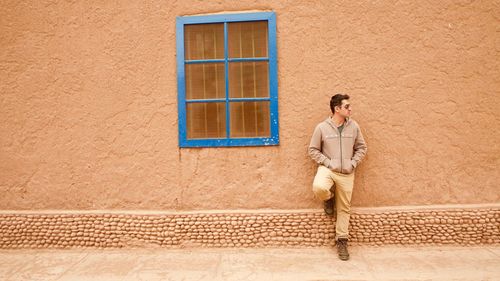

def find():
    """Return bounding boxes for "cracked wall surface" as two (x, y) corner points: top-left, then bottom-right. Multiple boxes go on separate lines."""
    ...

(0, 1), (499, 210)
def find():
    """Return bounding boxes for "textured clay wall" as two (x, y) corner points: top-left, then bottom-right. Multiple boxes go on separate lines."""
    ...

(1, 1), (499, 210)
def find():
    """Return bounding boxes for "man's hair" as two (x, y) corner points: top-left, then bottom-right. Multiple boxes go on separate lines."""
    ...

(330, 94), (350, 113)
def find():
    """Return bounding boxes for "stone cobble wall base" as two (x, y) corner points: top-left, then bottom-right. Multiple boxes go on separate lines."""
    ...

(1, 207), (498, 249)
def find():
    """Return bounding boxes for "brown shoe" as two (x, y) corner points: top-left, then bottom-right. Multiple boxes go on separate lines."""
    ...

(336, 238), (349, 261)
(323, 197), (334, 216)
(323, 184), (336, 216)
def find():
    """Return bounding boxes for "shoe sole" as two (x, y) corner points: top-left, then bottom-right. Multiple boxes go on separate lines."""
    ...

(338, 254), (349, 261)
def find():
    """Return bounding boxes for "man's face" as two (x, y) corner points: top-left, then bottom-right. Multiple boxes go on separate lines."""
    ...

(336, 99), (352, 118)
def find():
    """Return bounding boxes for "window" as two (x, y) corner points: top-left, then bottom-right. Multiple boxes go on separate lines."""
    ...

(176, 12), (279, 147)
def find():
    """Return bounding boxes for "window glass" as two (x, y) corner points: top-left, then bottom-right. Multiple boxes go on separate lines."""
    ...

(230, 101), (270, 138)
(184, 23), (224, 60)
(228, 21), (268, 58)
(185, 63), (225, 100)
(229, 61), (269, 98)
(186, 102), (226, 139)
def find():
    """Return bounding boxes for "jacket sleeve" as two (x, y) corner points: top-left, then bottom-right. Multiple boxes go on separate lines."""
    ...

(351, 125), (367, 168)
(308, 125), (331, 167)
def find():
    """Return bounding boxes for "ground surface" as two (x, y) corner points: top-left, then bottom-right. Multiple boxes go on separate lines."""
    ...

(1, 245), (499, 280)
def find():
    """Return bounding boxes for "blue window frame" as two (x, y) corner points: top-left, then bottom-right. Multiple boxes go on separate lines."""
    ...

(176, 12), (279, 147)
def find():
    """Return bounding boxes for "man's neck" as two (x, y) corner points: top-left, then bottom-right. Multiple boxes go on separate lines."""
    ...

(331, 114), (346, 127)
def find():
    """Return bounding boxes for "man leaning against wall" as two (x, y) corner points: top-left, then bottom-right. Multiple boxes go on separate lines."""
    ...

(308, 94), (367, 261)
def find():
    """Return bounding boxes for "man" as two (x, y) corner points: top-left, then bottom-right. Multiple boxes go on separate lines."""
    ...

(308, 94), (367, 261)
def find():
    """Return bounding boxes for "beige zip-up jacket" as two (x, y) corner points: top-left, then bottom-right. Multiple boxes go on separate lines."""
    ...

(308, 117), (367, 174)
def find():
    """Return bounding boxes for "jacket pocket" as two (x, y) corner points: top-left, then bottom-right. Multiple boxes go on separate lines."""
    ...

(341, 159), (355, 174)
(329, 158), (342, 173)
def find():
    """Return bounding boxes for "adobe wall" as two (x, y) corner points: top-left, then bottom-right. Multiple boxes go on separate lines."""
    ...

(1, 1), (499, 211)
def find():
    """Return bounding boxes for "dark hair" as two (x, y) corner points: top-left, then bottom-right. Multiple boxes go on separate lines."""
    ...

(330, 94), (350, 113)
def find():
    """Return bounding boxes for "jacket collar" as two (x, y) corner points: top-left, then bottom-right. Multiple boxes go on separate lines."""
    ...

(325, 116), (351, 128)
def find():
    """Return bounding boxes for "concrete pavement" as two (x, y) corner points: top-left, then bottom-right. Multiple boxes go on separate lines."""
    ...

(1, 245), (499, 280)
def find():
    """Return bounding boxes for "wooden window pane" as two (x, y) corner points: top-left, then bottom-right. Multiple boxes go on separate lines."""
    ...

(185, 63), (225, 100)
(228, 21), (268, 58)
(230, 102), (270, 138)
(228, 62), (269, 98)
(184, 23), (224, 60)
(187, 103), (226, 139)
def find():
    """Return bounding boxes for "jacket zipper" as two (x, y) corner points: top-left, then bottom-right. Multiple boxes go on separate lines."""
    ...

(339, 128), (343, 172)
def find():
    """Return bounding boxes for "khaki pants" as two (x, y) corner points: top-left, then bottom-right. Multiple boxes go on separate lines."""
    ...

(312, 165), (355, 240)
